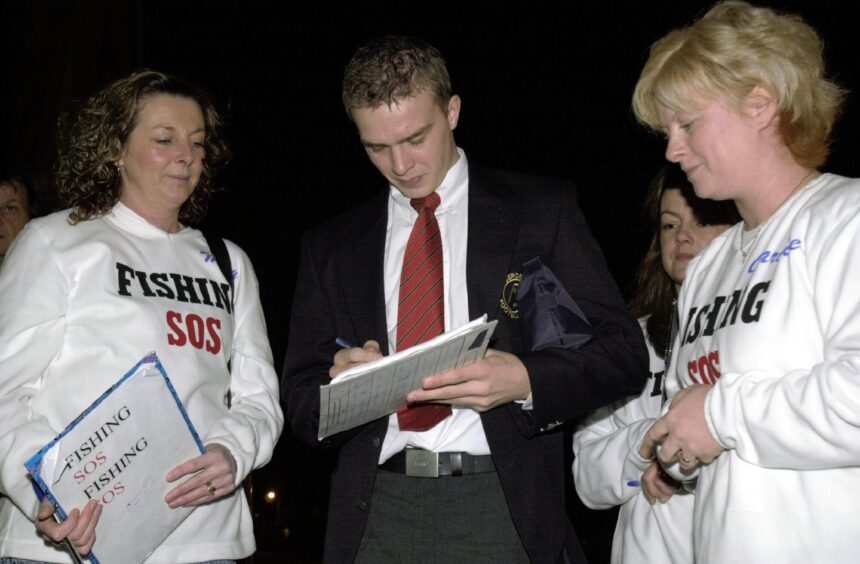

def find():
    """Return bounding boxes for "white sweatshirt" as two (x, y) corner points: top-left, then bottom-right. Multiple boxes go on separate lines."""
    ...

(0, 203), (283, 563)
(573, 319), (694, 564)
(671, 173), (860, 563)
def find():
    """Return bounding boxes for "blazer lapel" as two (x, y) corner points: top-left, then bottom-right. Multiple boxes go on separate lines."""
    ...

(466, 165), (521, 322)
(338, 193), (391, 355)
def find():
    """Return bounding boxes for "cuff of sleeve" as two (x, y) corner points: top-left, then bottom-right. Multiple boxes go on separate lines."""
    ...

(704, 384), (731, 450)
(624, 419), (656, 477)
(21, 493), (40, 523)
(517, 393), (534, 410)
(206, 437), (247, 488)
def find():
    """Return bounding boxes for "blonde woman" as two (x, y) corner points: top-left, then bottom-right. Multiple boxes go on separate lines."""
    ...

(633, 2), (857, 562)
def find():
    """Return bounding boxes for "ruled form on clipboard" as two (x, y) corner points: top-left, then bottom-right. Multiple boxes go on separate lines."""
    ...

(318, 316), (498, 439)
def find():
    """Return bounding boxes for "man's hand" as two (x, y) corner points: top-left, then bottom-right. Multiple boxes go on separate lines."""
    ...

(405, 349), (531, 411)
(648, 384), (724, 466)
(329, 340), (383, 379)
(36, 497), (102, 556)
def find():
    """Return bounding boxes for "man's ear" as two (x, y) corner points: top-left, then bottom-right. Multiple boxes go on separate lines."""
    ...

(446, 95), (461, 130)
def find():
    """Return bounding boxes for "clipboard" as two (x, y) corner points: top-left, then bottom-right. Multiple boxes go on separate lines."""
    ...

(318, 316), (498, 439)
(25, 352), (205, 564)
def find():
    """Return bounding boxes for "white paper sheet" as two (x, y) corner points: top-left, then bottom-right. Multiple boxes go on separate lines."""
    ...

(318, 316), (498, 439)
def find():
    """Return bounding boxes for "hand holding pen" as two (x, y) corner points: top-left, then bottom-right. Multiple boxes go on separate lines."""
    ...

(329, 338), (382, 379)
(35, 497), (100, 563)
(631, 431), (682, 505)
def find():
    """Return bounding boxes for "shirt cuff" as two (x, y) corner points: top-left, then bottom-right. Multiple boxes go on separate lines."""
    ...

(517, 392), (534, 410)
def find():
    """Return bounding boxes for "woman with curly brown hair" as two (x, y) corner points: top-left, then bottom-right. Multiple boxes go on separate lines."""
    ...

(0, 70), (282, 563)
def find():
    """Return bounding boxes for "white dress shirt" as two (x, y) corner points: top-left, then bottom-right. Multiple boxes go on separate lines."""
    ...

(379, 148), (492, 462)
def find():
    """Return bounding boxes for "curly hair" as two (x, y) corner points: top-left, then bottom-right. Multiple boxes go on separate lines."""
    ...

(632, 1), (846, 168)
(342, 35), (452, 117)
(629, 165), (739, 358)
(56, 69), (231, 225)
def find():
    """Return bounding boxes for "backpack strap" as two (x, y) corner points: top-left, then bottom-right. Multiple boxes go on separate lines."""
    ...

(204, 233), (234, 300)
(203, 232), (234, 401)
(202, 234), (254, 512)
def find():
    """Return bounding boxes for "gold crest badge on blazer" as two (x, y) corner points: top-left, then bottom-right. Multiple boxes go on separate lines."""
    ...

(500, 272), (522, 319)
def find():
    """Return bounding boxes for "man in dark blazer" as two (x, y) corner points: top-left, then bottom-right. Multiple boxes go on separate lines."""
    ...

(282, 36), (648, 563)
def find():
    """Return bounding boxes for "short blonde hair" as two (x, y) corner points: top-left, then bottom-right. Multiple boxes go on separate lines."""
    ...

(632, 1), (846, 168)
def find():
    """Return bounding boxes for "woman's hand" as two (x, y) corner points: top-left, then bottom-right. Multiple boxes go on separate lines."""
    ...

(648, 384), (724, 464)
(640, 461), (681, 505)
(35, 497), (102, 556)
(164, 443), (238, 508)
(639, 429), (658, 460)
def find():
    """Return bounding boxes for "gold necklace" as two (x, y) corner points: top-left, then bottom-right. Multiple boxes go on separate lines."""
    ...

(738, 169), (818, 265)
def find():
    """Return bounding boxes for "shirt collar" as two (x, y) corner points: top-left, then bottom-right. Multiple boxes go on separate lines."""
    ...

(106, 201), (192, 239)
(390, 148), (468, 217)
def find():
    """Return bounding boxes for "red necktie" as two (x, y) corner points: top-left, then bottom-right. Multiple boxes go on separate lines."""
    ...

(395, 192), (452, 431)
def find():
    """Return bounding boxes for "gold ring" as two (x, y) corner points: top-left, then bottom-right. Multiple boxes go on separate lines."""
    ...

(680, 455), (692, 464)
(207, 482), (216, 496)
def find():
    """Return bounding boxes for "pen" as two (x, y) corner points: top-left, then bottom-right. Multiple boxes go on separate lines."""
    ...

(335, 337), (353, 348)
(32, 479), (85, 564)
(626, 480), (641, 487)
(53, 512), (85, 564)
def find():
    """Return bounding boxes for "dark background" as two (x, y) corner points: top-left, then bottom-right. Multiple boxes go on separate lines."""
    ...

(3, 2), (858, 561)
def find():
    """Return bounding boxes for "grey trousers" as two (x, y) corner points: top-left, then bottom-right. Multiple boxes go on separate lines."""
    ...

(356, 468), (531, 563)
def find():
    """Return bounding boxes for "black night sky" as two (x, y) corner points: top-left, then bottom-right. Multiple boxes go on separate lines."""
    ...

(3, 1), (858, 561)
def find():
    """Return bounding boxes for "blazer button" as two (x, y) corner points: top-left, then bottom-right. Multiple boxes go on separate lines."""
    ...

(371, 435), (381, 448)
(357, 499), (367, 512)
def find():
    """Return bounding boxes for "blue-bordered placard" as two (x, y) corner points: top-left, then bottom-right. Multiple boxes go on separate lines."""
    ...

(24, 351), (205, 564)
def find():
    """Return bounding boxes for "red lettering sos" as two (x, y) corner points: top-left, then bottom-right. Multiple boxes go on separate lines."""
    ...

(688, 350), (720, 384)
(166, 311), (222, 354)
(74, 452), (107, 483)
(98, 482), (125, 505)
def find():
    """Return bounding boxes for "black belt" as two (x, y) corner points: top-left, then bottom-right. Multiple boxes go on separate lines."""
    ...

(380, 448), (496, 478)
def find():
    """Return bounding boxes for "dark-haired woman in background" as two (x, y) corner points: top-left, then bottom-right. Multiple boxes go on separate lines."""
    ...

(0, 173), (42, 267)
(573, 165), (738, 563)
(0, 70), (282, 563)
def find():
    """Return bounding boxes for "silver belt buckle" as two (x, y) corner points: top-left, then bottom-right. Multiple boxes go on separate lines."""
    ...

(405, 449), (439, 478)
